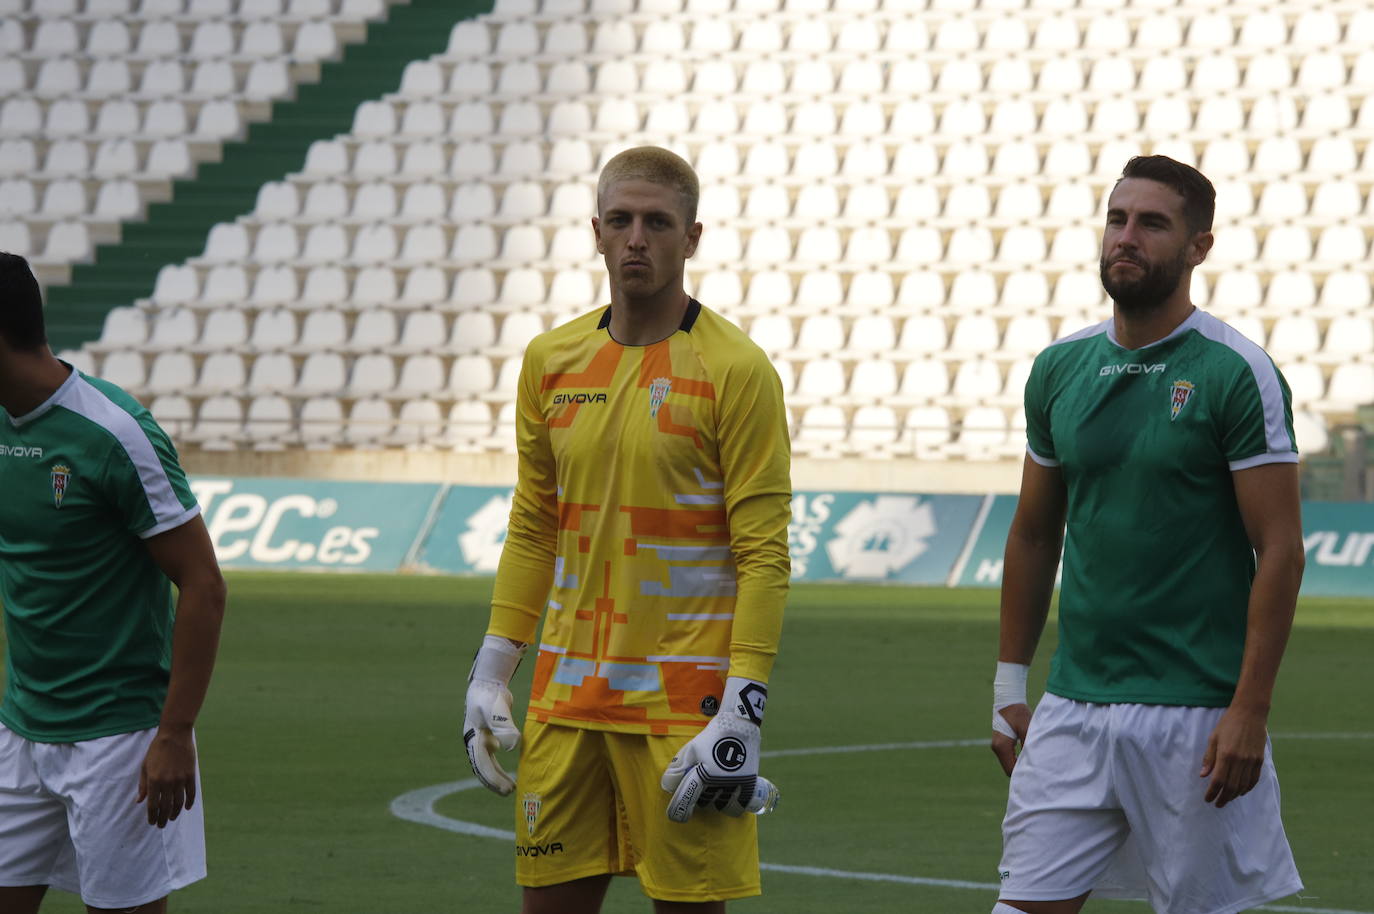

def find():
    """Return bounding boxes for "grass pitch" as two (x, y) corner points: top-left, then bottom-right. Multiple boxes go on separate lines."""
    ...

(7, 573), (1371, 913)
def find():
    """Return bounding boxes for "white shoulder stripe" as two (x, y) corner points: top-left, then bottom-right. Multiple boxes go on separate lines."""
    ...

(1046, 318), (1111, 349)
(59, 377), (198, 536)
(1191, 312), (1296, 455)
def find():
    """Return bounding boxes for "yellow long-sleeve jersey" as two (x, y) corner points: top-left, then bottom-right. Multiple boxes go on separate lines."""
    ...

(486, 299), (791, 737)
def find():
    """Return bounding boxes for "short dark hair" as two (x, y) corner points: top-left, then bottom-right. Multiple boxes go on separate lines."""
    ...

(0, 252), (45, 350)
(1118, 155), (1216, 235)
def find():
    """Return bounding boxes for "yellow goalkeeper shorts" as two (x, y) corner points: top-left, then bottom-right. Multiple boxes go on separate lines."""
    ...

(513, 718), (761, 902)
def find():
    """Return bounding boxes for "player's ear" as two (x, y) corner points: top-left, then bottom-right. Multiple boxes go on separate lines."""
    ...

(592, 216), (604, 255)
(683, 221), (703, 259)
(1187, 230), (1213, 267)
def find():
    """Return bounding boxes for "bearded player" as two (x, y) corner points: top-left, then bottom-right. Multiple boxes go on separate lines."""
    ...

(988, 156), (1305, 913)
(462, 147), (791, 913)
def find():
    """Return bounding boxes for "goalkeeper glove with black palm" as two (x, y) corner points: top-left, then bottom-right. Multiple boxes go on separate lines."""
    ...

(662, 676), (769, 822)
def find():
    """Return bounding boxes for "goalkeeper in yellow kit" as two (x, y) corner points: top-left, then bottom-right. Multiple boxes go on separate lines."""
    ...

(461, 146), (792, 913)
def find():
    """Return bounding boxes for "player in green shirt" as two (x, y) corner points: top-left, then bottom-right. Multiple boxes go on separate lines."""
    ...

(0, 253), (226, 914)
(987, 158), (1305, 913)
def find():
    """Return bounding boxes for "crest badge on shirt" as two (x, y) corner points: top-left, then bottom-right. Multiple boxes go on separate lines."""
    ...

(50, 463), (72, 509)
(648, 376), (672, 418)
(1169, 380), (1196, 421)
(522, 792), (542, 837)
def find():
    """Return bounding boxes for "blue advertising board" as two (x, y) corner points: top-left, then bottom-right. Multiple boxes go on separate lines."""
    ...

(188, 477), (1374, 597)
(188, 477), (443, 572)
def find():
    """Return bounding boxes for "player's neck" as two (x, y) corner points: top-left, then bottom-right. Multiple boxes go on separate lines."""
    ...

(0, 346), (70, 418)
(606, 287), (690, 346)
(1111, 297), (1196, 351)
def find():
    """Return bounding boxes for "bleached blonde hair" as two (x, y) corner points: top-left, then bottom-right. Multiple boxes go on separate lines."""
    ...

(596, 146), (700, 223)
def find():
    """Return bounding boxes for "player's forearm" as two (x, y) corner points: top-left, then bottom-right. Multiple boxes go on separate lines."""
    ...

(726, 494), (790, 682)
(998, 527), (1061, 665)
(158, 572), (227, 731)
(487, 489), (558, 643)
(1230, 541), (1303, 715)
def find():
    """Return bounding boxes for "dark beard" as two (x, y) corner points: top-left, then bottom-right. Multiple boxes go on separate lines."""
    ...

(1099, 249), (1187, 316)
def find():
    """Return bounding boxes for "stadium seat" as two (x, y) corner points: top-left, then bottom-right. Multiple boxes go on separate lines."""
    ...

(1322, 363), (1374, 411)
(187, 396), (242, 450)
(795, 405), (847, 456)
(446, 400), (492, 453)
(450, 142), (495, 182)
(297, 351), (348, 395)
(294, 396), (343, 450)
(902, 406), (952, 459)
(195, 351), (247, 397)
(246, 352), (297, 394)
(1316, 225), (1368, 264)
(792, 357), (846, 405)
(148, 395), (193, 440)
(241, 395), (294, 450)
(350, 182), (397, 221)
(297, 309), (347, 352)
(846, 358), (899, 402)
(746, 271), (797, 311)
(849, 405), (899, 453)
(1267, 317), (1321, 360)
(450, 354), (495, 396)
(847, 274), (896, 312)
(344, 398), (395, 449)
(94, 307), (148, 351)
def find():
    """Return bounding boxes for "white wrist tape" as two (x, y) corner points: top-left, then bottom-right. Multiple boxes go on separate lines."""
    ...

(992, 662), (1029, 741)
(993, 662), (1029, 710)
(471, 635), (526, 685)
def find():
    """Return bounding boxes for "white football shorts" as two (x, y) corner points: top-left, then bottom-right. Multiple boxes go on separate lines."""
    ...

(0, 722), (207, 909)
(999, 694), (1302, 914)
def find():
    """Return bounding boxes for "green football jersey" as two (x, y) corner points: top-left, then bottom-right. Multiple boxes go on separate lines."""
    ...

(0, 367), (200, 742)
(1025, 310), (1297, 707)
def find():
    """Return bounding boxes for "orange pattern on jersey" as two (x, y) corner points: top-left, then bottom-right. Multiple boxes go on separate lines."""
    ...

(662, 664), (730, 716)
(542, 339), (623, 390)
(543, 680), (655, 729)
(618, 505), (728, 539)
(639, 341), (716, 400)
(549, 404), (580, 429)
(657, 403), (703, 449)
(558, 501), (600, 532)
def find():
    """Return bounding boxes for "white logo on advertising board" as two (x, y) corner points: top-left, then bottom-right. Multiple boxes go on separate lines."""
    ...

(459, 493), (514, 572)
(826, 495), (937, 579)
(1304, 531), (1374, 567)
(189, 480), (378, 565)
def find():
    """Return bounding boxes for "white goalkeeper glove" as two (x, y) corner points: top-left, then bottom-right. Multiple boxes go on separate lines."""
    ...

(992, 661), (1029, 739)
(662, 676), (768, 822)
(463, 635), (526, 796)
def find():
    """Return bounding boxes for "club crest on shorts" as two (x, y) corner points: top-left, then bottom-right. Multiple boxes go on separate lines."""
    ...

(648, 377), (671, 418)
(1169, 380), (1196, 421)
(522, 792), (541, 837)
(50, 463), (71, 509)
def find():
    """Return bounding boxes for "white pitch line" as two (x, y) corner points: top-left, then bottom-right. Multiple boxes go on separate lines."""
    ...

(394, 735), (1374, 914)
(763, 733), (1374, 759)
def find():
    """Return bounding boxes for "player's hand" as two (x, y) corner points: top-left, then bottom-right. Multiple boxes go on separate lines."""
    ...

(991, 661), (1031, 776)
(137, 724), (197, 828)
(1200, 705), (1268, 808)
(463, 636), (526, 796)
(991, 702), (1031, 776)
(662, 676), (768, 822)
